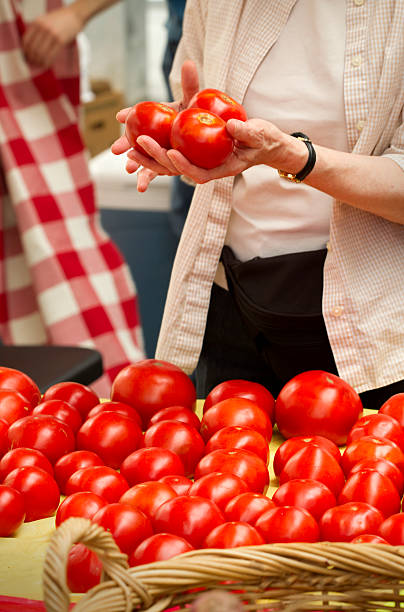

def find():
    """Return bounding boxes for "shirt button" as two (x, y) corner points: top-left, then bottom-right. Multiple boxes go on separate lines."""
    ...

(354, 0), (365, 5)
(332, 306), (344, 317)
(356, 119), (366, 131)
(351, 55), (362, 67)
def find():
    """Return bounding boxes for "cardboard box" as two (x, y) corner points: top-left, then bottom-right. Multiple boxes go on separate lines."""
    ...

(82, 83), (125, 157)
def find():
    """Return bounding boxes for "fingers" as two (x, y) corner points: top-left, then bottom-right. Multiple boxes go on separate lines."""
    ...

(111, 134), (131, 155)
(181, 60), (200, 107)
(136, 168), (159, 192)
(166, 149), (225, 183)
(116, 107), (132, 124)
(130, 136), (178, 175)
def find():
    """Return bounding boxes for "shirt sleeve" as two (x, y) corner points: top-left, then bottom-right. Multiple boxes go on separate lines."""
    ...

(381, 106), (404, 172)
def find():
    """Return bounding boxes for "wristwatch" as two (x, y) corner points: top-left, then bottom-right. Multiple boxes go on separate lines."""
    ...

(278, 132), (316, 183)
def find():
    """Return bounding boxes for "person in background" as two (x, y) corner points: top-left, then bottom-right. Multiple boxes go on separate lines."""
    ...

(0, 0), (144, 397)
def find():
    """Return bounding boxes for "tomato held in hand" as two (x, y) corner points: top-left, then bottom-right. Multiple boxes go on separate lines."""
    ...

(0, 447), (53, 481)
(188, 472), (249, 512)
(203, 379), (275, 423)
(272, 479), (337, 522)
(54, 450), (104, 494)
(93, 502), (153, 555)
(119, 480), (178, 519)
(224, 492), (276, 525)
(0, 367), (41, 408)
(319, 502), (384, 542)
(203, 521), (264, 549)
(275, 370), (363, 445)
(55, 491), (107, 526)
(255, 506), (320, 544)
(3, 465), (60, 522)
(129, 533), (194, 567)
(273, 435), (341, 477)
(194, 448), (269, 494)
(200, 397), (272, 443)
(7, 414), (75, 464)
(125, 101), (177, 154)
(42, 381), (99, 420)
(120, 447), (185, 486)
(170, 108), (234, 169)
(189, 89), (247, 122)
(0, 484), (26, 536)
(65, 465), (129, 503)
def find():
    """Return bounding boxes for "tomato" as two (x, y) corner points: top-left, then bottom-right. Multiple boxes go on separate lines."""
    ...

(55, 491), (107, 526)
(351, 534), (390, 544)
(255, 506), (319, 544)
(203, 521), (264, 549)
(153, 495), (224, 548)
(224, 492), (275, 525)
(275, 370), (363, 446)
(0, 447), (53, 481)
(341, 436), (404, 476)
(188, 472), (249, 512)
(319, 501), (384, 542)
(65, 465), (129, 503)
(129, 533), (194, 567)
(158, 474), (193, 496)
(0, 367), (40, 408)
(0, 389), (31, 425)
(279, 446), (345, 498)
(66, 543), (102, 593)
(0, 484), (26, 536)
(86, 401), (142, 429)
(125, 101), (177, 155)
(379, 393), (404, 427)
(77, 411), (143, 470)
(379, 513), (404, 545)
(189, 88), (247, 122)
(120, 447), (185, 486)
(194, 448), (269, 494)
(149, 406), (201, 430)
(119, 481), (177, 519)
(42, 381), (99, 420)
(348, 458), (404, 496)
(272, 479), (337, 522)
(205, 426), (269, 465)
(170, 108), (234, 169)
(111, 359), (196, 429)
(203, 379), (274, 421)
(54, 450), (104, 494)
(92, 502), (153, 555)
(347, 413), (404, 451)
(338, 470), (401, 518)
(32, 399), (82, 435)
(0, 418), (9, 457)
(273, 435), (341, 477)
(3, 465), (60, 522)
(200, 397), (272, 443)
(7, 414), (75, 464)
(143, 420), (205, 476)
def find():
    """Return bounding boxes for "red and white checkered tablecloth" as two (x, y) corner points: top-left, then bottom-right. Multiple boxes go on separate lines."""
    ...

(0, 0), (145, 397)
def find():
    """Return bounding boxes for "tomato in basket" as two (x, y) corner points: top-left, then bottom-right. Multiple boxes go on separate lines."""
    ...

(203, 378), (274, 422)
(202, 521), (264, 549)
(255, 506), (320, 544)
(55, 491), (107, 526)
(92, 502), (153, 556)
(3, 465), (60, 522)
(319, 501), (384, 542)
(65, 465), (129, 503)
(66, 543), (102, 593)
(195, 448), (269, 494)
(42, 381), (99, 420)
(224, 492), (276, 525)
(120, 447), (185, 486)
(200, 397), (272, 442)
(0, 447), (53, 481)
(273, 434), (341, 477)
(0, 484), (26, 536)
(119, 480), (178, 519)
(272, 478), (337, 522)
(54, 450), (104, 494)
(188, 472), (249, 512)
(7, 414), (75, 464)
(0, 389), (31, 425)
(129, 533), (194, 567)
(0, 367), (41, 408)
(379, 393), (404, 427)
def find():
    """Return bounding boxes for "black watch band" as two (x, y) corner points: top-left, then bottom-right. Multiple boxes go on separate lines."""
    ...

(278, 132), (316, 183)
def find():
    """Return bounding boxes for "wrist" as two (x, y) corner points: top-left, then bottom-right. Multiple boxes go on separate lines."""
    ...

(278, 133), (316, 183)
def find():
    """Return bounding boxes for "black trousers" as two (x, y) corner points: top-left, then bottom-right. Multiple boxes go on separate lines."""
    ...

(195, 248), (404, 410)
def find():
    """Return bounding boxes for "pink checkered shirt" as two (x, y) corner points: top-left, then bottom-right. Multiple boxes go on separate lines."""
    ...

(156, 0), (404, 396)
(0, 0), (144, 397)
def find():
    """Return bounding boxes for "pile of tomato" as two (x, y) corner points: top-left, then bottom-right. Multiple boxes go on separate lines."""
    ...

(1, 360), (404, 595)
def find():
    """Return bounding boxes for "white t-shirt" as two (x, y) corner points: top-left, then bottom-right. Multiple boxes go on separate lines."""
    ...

(226, 0), (349, 261)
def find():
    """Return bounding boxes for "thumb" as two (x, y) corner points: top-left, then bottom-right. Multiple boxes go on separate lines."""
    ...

(181, 60), (200, 106)
(226, 118), (264, 148)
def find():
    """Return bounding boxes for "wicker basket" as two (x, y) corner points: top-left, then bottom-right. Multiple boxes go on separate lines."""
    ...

(42, 516), (404, 612)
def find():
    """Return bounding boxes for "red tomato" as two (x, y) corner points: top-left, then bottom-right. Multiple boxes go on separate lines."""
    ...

(111, 359), (196, 429)
(194, 448), (269, 494)
(379, 513), (404, 545)
(54, 450), (104, 494)
(159, 474), (193, 496)
(149, 406), (201, 430)
(93, 502), (153, 555)
(125, 101), (177, 154)
(200, 397), (272, 443)
(351, 534), (390, 544)
(338, 470), (401, 518)
(42, 381), (99, 420)
(0, 367), (40, 408)
(379, 393), (404, 427)
(0, 389), (31, 425)
(224, 492), (276, 525)
(65, 465), (129, 503)
(120, 447), (185, 486)
(0, 418), (9, 457)
(66, 543), (102, 593)
(273, 435), (341, 477)
(0, 484), (26, 536)
(170, 108), (234, 169)
(143, 420), (205, 476)
(32, 399), (82, 434)
(55, 491), (107, 526)
(152, 495), (224, 548)
(86, 401), (142, 429)
(129, 533), (194, 567)
(188, 472), (249, 512)
(205, 426), (269, 465)
(279, 446), (345, 498)
(77, 411), (143, 470)
(0, 447), (53, 481)
(119, 481), (177, 519)
(347, 413), (404, 451)
(348, 458), (404, 496)
(341, 436), (404, 476)
(7, 414), (75, 464)
(3, 465), (60, 522)
(203, 521), (264, 549)
(272, 479), (337, 522)
(203, 379), (275, 423)
(255, 506), (319, 544)
(319, 502), (384, 542)
(189, 89), (247, 122)
(275, 370), (363, 446)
